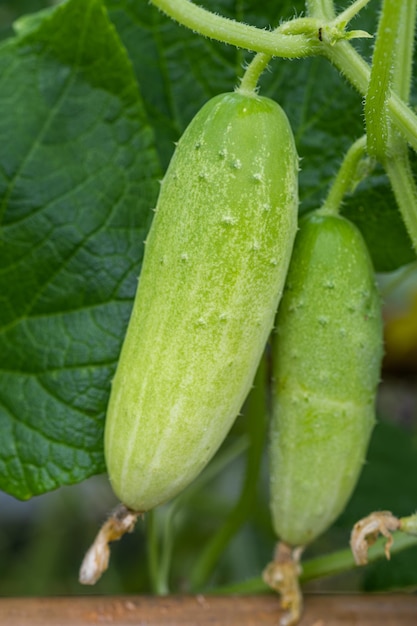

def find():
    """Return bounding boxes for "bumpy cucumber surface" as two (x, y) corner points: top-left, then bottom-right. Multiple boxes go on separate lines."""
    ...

(105, 91), (299, 512)
(270, 212), (383, 547)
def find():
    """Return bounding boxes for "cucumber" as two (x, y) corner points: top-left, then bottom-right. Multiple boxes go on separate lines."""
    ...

(105, 91), (299, 512)
(270, 212), (383, 546)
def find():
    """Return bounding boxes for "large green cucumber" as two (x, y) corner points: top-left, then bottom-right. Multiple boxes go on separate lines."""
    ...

(270, 212), (383, 546)
(105, 91), (299, 512)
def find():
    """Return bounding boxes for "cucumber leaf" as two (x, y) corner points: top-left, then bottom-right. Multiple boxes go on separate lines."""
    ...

(0, 0), (160, 499)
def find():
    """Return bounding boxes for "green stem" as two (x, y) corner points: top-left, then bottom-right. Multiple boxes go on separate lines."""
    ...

(334, 0), (372, 28)
(324, 39), (369, 92)
(385, 151), (417, 252)
(323, 41), (417, 153)
(238, 53), (272, 94)
(392, 0), (417, 101)
(157, 509), (173, 595)
(146, 509), (163, 595)
(209, 532), (417, 594)
(305, 0), (336, 19)
(365, 0), (402, 161)
(149, 0), (315, 58)
(382, 0), (417, 252)
(400, 513), (417, 535)
(302, 532), (417, 582)
(319, 135), (369, 215)
(189, 356), (269, 591)
(388, 96), (417, 153)
(237, 17), (320, 93)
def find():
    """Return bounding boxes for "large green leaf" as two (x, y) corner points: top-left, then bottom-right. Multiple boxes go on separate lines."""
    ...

(0, 0), (161, 499)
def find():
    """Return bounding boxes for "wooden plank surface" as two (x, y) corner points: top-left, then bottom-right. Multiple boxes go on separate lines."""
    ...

(0, 594), (417, 626)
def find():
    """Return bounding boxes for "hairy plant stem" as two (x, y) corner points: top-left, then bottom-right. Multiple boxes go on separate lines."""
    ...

(305, 0), (335, 20)
(319, 135), (369, 215)
(334, 0), (372, 28)
(392, 0), (416, 100)
(383, 0), (417, 252)
(149, 0), (314, 58)
(385, 152), (417, 253)
(238, 53), (272, 94)
(365, 0), (402, 161)
(323, 41), (417, 154)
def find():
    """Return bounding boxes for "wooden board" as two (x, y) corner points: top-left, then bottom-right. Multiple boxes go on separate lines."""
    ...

(0, 594), (417, 625)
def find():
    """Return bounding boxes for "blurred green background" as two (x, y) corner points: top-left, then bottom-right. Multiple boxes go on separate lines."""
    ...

(0, 0), (54, 39)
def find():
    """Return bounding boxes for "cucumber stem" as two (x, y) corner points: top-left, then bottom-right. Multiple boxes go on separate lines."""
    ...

(149, 0), (314, 58)
(400, 513), (417, 535)
(305, 0), (336, 20)
(385, 151), (417, 253)
(364, 0), (402, 161)
(333, 0), (372, 28)
(391, 0), (416, 101)
(323, 41), (417, 153)
(238, 53), (272, 95)
(379, 0), (417, 252)
(319, 135), (369, 216)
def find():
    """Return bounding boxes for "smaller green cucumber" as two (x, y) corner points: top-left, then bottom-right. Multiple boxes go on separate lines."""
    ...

(105, 91), (299, 513)
(270, 212), (383, 547)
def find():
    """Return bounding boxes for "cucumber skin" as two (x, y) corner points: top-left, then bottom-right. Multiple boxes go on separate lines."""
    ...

(270, 213), (383, 547)
(105, 92), (299, 512)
